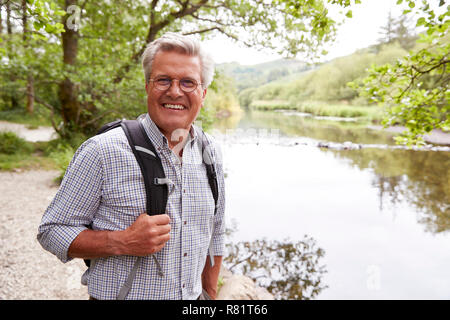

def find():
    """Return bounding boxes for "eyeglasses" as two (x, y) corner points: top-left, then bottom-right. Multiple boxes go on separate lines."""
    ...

(149, 77), (202, 93)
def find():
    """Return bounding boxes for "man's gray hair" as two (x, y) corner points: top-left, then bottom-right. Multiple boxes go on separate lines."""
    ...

(142, 32), (215, 89)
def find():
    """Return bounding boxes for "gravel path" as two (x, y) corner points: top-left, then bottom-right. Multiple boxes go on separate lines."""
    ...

(0, 121), (57, 142)
(0, 170), (89, 300)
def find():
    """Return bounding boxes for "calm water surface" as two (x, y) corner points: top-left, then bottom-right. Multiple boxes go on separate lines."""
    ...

(211, 110), (450, 299)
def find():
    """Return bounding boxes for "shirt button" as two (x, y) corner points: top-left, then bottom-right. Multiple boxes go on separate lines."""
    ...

(182, 284), (185, 288)
(183, 189), (186, 193)
(184, 221), (187, 225)
(184, 253), (187, 257)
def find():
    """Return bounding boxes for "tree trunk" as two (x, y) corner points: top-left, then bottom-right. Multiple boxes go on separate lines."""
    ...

(6, 2), (12, 34)
(26, 74), (34, 114)
(0, 4), (3, 34)
(6, 1), (19, 110)
(22, 0), (34, 114)
(59, 0), (79, 132)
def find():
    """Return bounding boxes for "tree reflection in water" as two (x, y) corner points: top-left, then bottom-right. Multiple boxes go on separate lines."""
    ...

(329, 148), (450, 234)
(224, 231), (327, 300)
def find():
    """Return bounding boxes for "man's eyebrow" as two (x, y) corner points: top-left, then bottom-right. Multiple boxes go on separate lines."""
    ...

(153, 74), (199, 81)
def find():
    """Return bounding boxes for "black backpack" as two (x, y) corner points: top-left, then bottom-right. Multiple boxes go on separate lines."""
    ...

(97, 118), (219, 216)
(85, 118), (220, 299)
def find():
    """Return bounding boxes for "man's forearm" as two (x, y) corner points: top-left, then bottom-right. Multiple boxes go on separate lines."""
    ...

(68, 229), (125, 259)
(202, 256), (223, 300)
(68, 213), (171, 259)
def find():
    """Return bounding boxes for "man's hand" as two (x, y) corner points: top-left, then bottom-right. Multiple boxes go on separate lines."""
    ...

(68, 214), (171, 260)
(120, 213), (171, 256)
(202, 256), (223, 300)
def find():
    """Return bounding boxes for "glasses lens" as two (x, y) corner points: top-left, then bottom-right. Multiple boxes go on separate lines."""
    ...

(152, 77), (199, 92)
(180, 79), (197, 92)
(155, 78), (171, 90)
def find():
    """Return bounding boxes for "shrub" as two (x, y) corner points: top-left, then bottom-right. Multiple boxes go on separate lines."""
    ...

(47, 143), (75, 184)
(0, 132), (33, 155)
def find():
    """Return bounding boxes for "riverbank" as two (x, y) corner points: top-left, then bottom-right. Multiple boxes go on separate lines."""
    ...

(368, 125), (450, 146)
(249, 100), (383, 122)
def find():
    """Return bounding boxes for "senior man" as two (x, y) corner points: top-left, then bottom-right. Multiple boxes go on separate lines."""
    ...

(37, 32), (225, 300)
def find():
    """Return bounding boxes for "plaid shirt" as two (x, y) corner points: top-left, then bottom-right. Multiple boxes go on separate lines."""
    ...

(37, 114), (225, 300)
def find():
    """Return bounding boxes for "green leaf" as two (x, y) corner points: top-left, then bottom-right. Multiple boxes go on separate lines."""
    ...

(33, 21), (44, 30)
(416, 17), (426, 27)
(345, 10), (352, 18)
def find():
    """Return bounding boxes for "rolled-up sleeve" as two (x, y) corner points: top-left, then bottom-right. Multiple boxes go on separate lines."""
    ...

(37, 138), (103, 263)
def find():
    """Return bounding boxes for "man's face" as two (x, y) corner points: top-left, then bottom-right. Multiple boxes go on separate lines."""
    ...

(145, 50), (206, 143)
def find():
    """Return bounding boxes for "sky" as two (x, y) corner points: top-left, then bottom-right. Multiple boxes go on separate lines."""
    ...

(203, 0), (406, 65)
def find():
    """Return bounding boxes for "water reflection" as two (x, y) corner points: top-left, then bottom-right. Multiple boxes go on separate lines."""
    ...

(328, 148), (450, 234)
(214, 109), (450, 299)
(224, 235), (328, 300)
(215, 110), (398, 146)
(216, 110), (450, 235)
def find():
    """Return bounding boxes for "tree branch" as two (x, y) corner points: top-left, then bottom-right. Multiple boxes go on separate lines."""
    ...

(191, 13), (230, 27)
(79, 109), (118, 128)
(411, 58), (449, 75)
(182, 26), (222, 36)
(27, 93), (61, 135)
(112, 0), (208, 84)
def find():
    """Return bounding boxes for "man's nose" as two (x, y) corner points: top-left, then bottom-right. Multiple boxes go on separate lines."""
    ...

(166, 79), (183, 97)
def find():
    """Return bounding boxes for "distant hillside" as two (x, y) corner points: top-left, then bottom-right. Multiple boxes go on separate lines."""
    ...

(235, 41), (413, 109)
(217, 59), (311, 92)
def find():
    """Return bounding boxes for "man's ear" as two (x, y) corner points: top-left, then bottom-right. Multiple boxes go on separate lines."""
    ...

(200, 88), (207, 108)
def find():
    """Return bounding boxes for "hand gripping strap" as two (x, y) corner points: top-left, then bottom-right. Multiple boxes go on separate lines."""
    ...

(117, 120), (167, 300)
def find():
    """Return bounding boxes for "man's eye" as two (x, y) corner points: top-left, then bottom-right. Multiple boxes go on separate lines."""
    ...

(156, 78), (171, 85)
(180, 79), (196, 88)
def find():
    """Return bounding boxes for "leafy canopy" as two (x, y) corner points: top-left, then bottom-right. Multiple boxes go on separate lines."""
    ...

(352, 0), (449, 146)
(1, 0), (359, 139)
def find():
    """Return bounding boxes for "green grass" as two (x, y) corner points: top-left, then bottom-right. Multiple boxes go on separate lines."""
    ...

(0, 132), (68, 173)
(0, 131), (34, 155)
(0, 152), (57, 171)
(249, 100), (383, 122)
(249, 100), (297, 111)
(45, 140), (75, 183)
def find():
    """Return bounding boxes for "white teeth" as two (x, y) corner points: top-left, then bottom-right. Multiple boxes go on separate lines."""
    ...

(163, 104), (185, 110)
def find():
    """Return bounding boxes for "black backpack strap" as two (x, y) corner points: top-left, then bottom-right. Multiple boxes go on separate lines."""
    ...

(98, 119), (217, 215)
(199, 130), (219, 215)
(97, 119), (123, 135)
(120, 119), (168, 216)
(198, 129), (220, 267)
(116, 119), (169, 300)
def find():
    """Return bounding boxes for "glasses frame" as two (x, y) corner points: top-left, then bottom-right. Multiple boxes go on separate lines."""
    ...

(148, 77), (203, 93)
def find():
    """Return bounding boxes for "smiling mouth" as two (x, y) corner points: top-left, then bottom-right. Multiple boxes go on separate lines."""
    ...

(163, 103), (186, 110)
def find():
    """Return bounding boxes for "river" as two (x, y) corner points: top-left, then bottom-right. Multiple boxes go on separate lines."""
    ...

(212, 109), (450, 300)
